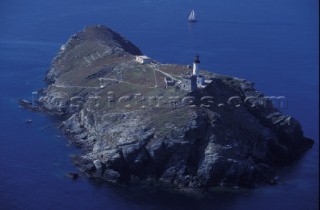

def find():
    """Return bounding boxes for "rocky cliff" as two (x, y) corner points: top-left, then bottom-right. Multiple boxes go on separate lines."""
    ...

(36, 25), (313, 190)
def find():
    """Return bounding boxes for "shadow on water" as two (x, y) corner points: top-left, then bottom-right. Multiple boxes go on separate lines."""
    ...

(88, 178), (254, 210)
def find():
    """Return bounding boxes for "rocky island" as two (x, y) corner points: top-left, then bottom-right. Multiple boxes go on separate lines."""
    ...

(28, 25), (314, 190)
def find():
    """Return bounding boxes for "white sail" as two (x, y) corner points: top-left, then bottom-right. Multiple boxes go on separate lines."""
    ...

(188, 10), (196, 22)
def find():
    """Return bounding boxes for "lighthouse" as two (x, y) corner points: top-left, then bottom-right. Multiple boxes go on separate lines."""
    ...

(192, 54), (200, 76)
(179, 54), (208, 91)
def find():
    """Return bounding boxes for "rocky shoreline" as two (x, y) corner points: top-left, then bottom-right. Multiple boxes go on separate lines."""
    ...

(22, 25), (314, 191)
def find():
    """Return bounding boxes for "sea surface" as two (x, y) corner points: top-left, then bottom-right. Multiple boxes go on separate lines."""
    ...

(0, 0), (318, 209)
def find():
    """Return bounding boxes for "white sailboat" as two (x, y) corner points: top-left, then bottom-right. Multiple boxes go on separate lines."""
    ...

(188, 10), (197, 22)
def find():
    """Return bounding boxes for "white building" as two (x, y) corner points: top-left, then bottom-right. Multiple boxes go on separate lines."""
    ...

(136, 55), (152, 64)
(197, 75), (205, 86)
(179, 55), (211, 91)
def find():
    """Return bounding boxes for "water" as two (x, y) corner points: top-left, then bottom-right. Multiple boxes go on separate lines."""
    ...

(0, 0), (318, 209)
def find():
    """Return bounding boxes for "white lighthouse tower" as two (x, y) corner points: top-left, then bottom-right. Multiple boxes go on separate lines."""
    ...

(192, 54), (200, 76)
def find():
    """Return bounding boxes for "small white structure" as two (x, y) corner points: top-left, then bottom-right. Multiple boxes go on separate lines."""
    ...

(197, 75), (205, 86)
(164, 77), (175, 87)
(136, 55), (152, 64)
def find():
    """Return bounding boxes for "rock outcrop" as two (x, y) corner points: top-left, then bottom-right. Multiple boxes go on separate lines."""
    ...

(36, 25), (313, 190)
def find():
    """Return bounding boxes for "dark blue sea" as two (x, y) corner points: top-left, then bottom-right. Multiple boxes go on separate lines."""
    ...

(0, 0), (318, 209)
